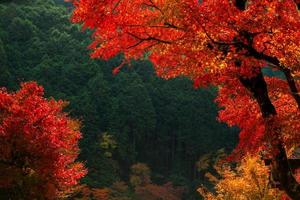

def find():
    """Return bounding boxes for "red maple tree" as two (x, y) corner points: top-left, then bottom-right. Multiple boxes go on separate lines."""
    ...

(71, 0), (300, 198)
(0, 82), (86, 199)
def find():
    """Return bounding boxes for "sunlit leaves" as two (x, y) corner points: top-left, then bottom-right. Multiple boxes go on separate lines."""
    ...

(198, 155), (285, 200)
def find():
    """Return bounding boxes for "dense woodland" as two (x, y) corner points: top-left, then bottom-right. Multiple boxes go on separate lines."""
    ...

(1, 0), (300, 199)
(0, 0), (240, 199)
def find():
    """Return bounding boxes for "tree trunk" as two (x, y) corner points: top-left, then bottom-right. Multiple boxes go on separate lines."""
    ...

(239, 71), (300, 200)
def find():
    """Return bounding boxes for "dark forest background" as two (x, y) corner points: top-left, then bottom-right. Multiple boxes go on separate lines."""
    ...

(0, 0), (243, 199)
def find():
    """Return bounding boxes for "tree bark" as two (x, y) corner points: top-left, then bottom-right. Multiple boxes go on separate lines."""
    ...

(239, 71), (300, 200)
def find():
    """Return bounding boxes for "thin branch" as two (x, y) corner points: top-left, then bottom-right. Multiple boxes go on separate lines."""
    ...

(126, 32), (172, 44)
(142, 0), (163, 14)
(112, 0), (122, 13)
(122, 23), (185, 30)
(126, 40), (144, 49)
(163, 22), (185, 30)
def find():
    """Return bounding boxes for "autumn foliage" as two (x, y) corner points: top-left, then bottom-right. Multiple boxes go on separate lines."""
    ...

(198, 155), (285, 200)
(71, 0), (300, 198)
(71, 0), (300, 149)
(0, 82), (86, 199)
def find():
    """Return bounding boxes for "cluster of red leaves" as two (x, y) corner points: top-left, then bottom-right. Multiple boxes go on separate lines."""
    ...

(71, 0), (300, 157)
(0, 82), (86, 198)
(215, 77), (300, 159)
(72, 0), (300, 77)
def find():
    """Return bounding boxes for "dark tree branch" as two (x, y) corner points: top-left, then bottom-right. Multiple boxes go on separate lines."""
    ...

(238, 42), (280, 67)
(122, 23), (185, 30)
(239, 71), (276, 118)
(126, 32), (172, 49)
(239, 70), (300, 200)
(127, 32), (171, 43)
(126, 40), (144, 49)
(142, 0), (163, 14)
(163, 22), (185, 30)
(234, 0), (247, 10)
(235, 35), (300, 109)
(227, 31), (300, 110)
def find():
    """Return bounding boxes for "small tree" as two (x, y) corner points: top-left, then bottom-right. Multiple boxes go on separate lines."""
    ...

(198, 156), (285, 200)
(130, 163), (151, 187)
(0, 82), (86, 199)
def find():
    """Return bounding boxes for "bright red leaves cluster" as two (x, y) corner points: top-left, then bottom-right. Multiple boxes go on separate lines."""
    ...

(71, 0), (300, 157)
(216, 77), (300, 158)
(0, 82), (86, 198)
